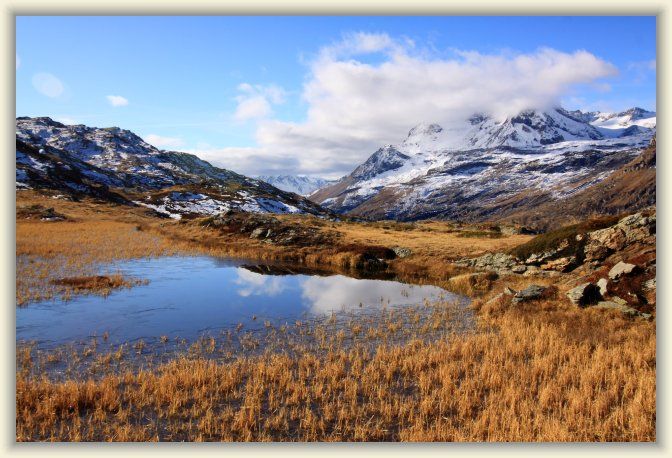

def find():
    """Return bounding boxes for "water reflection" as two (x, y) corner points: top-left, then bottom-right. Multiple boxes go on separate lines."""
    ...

(301, 275), (447, 314)
(16, 256), (464, 347)
(234, 270), (286, 297)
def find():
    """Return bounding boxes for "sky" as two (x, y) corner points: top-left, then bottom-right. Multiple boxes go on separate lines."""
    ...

(16, 16), (656, 178)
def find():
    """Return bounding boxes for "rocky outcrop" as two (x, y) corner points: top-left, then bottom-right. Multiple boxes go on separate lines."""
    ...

(584, 213), (655, 262)
(205, 212), (337, 247)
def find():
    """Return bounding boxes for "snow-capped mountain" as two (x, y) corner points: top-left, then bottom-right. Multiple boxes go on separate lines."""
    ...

(16, 117), (331, 219)
(256, 175), (336, 196)
(311, 107), (656, 222)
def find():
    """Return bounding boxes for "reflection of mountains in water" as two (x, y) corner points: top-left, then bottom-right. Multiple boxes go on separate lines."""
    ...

(239, 262), (398, 281)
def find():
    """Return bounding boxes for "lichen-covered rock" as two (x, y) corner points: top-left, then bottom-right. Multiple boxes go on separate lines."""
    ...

(597, 278), (609, 296)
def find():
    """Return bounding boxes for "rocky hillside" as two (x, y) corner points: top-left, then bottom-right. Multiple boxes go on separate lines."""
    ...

(16, 117), (331, 219)
(458, 210), (656, 317)
(311, 107), (655, 225)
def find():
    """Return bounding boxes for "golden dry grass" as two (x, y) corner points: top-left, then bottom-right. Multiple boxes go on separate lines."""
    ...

(16, 303), (655, 442)
(324, 219), (532, 260)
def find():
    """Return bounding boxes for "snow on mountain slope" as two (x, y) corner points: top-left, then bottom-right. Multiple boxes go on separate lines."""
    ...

(256, 175), (336, 196)
(311, 107), (656, 222)
(16, 117), (332, 219)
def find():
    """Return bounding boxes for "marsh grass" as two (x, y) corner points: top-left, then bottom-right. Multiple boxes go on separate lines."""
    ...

(16, 300), (654, 442)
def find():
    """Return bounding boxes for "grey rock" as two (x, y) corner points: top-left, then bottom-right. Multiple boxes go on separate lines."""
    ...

(511, 265), (527, 274)
(567, 283), (602, 307)
(597, 278), (609, 296)
(512, 285), (547, 304)
(608, 261), (637, 280)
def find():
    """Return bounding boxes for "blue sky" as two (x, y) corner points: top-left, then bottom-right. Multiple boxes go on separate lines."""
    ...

(16, 16), (656, 177)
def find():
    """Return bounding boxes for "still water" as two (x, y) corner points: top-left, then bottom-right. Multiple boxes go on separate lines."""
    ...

(17, 256), (466, 347)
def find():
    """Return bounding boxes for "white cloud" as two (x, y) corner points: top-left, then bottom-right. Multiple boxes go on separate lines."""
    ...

(32, 72), (65, 98)
(106, 95), (129, 107)
(195, 33), (618, 176)
(233, 83), (285, 121)
(144, 134), (184, 149)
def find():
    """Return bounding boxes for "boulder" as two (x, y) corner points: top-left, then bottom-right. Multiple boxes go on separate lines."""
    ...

(597, 278), (609, 296)
(503, 286), (517, 295)
(512, 285), (548, 304)
(567, 283), (602, 307)
(608, 261), (637, 280)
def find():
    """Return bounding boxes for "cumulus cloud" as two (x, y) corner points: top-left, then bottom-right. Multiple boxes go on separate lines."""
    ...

(106, 95), (129, 107)
(234, 83), (285, 121)
(144, 134), (185, 149)
(195, 33), (618, 176)
(32, 72), (65, 98)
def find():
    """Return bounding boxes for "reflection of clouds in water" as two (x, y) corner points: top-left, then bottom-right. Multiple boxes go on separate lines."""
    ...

(300, 275), (449, 315)
(234, 269), (286, 297)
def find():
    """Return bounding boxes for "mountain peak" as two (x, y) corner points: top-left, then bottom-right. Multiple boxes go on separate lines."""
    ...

(407, 123), (443, 139)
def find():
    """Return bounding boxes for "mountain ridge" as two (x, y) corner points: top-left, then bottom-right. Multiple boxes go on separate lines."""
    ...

(310, 106), (656, 225)
(16, 117), (332, 219)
